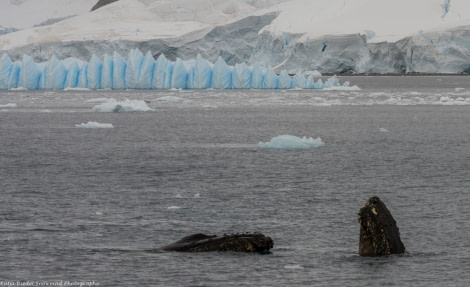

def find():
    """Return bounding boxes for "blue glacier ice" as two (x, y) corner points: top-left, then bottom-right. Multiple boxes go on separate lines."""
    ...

(101, 54), (113, 89)
(21, 54), (41, 90)
(125, 49), (144, 89)
(87, 54), (102, 90)
(45, 56), (66, 90)
(211, 56), (232, 89)
(113, 52), (126, 90)
(278, 70), (292, 89)
(232, 63), (252, 89)
(0, 49), (355, 90)
(171, 58), (188, 89)
(251, 64), (266, 89)
(0, 54), (12, 89)
(138, 51), (155, 89)
(190, 54), (212, 89)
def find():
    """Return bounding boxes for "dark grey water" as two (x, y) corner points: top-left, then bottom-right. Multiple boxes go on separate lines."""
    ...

(1, 77), (470, 286)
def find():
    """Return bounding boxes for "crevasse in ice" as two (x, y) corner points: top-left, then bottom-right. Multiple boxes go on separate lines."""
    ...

(0, 49), (352, 90)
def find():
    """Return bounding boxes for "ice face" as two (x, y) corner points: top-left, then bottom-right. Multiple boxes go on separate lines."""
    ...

(21, 54), (41, 90)
(101, 54), (114, 89)
(211, 56), (232, 89)
(125, 49), (144, 89)
(0, 49), (351, 90)
(0, 54), (12, 89)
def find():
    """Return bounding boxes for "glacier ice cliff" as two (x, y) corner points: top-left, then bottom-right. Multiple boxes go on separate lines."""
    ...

(2, 10), (470, 74)
(0, 50), (355, 90)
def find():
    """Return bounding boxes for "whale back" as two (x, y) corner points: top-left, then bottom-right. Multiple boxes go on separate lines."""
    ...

(159, 232), (274, 253)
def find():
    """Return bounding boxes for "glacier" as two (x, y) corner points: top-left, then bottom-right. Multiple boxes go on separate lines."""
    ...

(0, 49), (354, 90)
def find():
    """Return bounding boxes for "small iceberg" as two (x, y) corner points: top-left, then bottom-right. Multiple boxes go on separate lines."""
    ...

(257, 135), (325, 149)
(75, 121), (114, 129)
(91, 98), (155, 112)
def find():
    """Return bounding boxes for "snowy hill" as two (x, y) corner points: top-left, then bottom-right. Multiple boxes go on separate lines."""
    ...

(1, 0), (470, 73)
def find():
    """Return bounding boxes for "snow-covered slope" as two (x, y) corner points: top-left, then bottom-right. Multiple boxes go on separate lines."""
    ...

(1, 0), (470, 74)
(0, 0), (97, 29)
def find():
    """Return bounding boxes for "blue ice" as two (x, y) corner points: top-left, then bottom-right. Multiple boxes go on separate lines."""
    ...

(0, 49), (348, 90)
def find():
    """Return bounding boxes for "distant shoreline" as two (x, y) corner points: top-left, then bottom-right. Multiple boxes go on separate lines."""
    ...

(321, 73), (470, 77)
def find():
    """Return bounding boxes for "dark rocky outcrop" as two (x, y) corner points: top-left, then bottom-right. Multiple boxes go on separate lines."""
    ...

(358, 196), (405, 256)
(157, 232), (274, 253)
(91, 0), (119, 12)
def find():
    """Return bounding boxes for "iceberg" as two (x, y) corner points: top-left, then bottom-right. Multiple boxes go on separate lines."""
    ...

(258, 135), (325, 149)
(0, 50), (355, 90)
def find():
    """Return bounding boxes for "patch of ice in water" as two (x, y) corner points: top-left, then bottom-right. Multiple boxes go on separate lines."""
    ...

(156, 96), (184, 102)
(75, 121), (114, 128)
(91, 98), (155, 112)
(323, 85), (361, 91)
(258, 135), (325, 149)
(0, 103), (16, 108)
(379, 128), (389, 132)
(86, 97), (108, 103)
(284, 265), (304, 270)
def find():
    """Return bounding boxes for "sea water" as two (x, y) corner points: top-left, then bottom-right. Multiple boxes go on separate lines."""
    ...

(1, 76), (469, 286)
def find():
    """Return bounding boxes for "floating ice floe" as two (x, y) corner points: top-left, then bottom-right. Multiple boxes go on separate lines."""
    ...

(75, 121), (114, 128)
(0, 103), (16, 108)
(0, 50), (356, 90)
(91, 98), (155, 112)
(258, 135), (325, 149)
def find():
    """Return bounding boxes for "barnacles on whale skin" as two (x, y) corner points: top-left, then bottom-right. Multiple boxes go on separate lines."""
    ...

(358, 196), (405, 256)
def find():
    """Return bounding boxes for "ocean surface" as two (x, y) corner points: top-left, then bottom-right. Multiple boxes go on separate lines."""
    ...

(1, 76), (469, 286)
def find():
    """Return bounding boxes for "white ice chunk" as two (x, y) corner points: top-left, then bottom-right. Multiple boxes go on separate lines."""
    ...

(91, 98), (155, 112)
(258, 135), (325, 149)
(75, 121), (114, 128)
